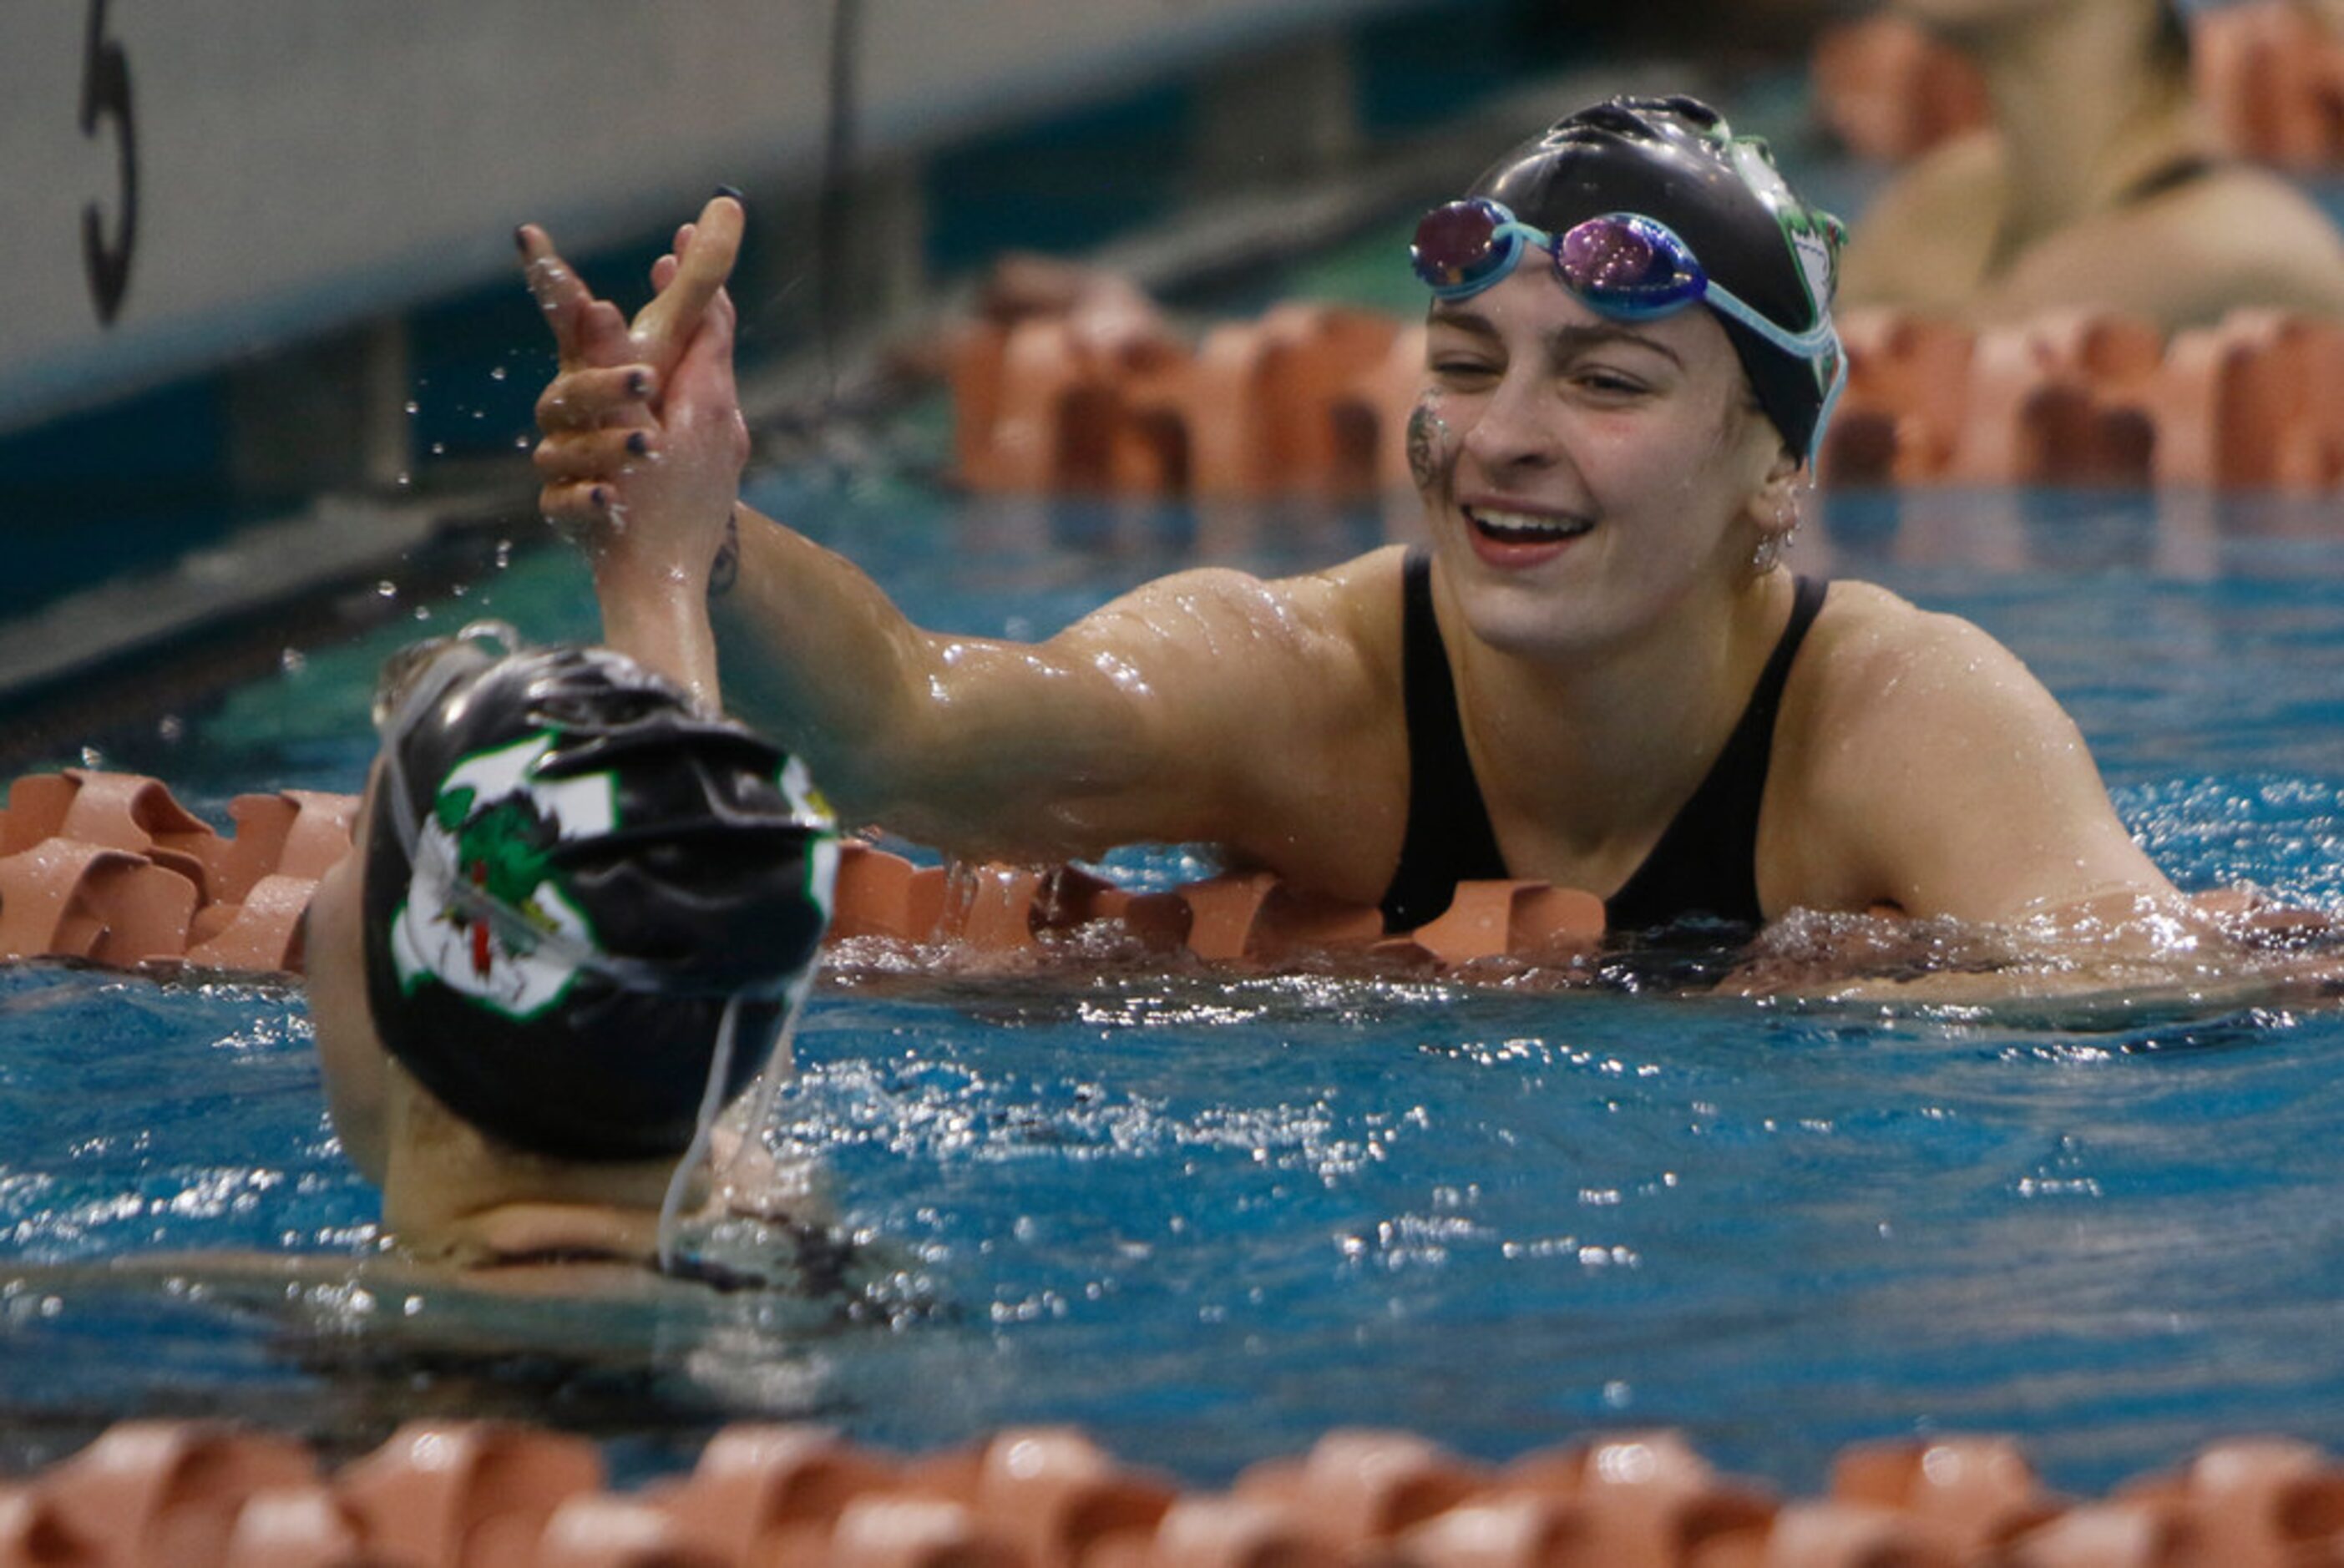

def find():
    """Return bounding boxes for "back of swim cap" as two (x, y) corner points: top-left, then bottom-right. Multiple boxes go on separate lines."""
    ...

(360, 645), (836, 1161)
(1468, 94), (1845, 460)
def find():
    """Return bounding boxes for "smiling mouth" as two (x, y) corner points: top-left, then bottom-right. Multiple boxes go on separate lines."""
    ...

(1465, 506), (1595, 544)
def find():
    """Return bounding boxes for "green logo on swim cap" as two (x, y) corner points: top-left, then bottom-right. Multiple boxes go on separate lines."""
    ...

(434, 787), (560, 914)
(390, 731), (616, 1021)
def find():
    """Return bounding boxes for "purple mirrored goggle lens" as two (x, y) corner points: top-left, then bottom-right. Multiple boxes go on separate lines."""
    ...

(1411, 200), (1704, 315)
(1556, 215), (1703, 315)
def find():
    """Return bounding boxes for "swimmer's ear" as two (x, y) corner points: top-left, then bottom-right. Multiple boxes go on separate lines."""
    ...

(1747, 441), (1806, 534)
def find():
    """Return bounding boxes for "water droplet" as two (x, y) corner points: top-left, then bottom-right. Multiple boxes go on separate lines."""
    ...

(403, 400), (420, 417)
(413, 605), (433, 622)
(489, 366), (508, 382)
(280, 647), (307, 675)
(155, 715), (185, 743)
(79, 746), (104, 768)
(393, 472), (413, 491)
(428, 442), (446, 457)
(450, 583), (468, 598)
(494, 540), (513, 569)
(376, 580), (397, 599)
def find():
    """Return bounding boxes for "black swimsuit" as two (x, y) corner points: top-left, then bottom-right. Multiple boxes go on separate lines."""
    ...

(1377, 549), (1828, 934)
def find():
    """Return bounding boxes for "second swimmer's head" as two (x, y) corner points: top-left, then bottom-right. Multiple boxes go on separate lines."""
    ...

(303, 628), (837, 1257)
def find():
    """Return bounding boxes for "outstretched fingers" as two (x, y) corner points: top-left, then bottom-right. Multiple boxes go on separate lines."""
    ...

(518, 224), (596, 367)
(629, 195), (743, 366)
(519, 223), (639, 372)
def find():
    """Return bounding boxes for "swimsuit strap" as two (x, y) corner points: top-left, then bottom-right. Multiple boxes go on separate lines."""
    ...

(1380, 548), (1507, 933)
(1375, 552), (1829, 935)
(1604, 573), (1828, 933)
(2114, 153), (2222, 208)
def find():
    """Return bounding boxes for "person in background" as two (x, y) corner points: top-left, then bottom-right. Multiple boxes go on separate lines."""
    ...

(1837, 0), (2344, 326)
(300, 625), (838, 1282)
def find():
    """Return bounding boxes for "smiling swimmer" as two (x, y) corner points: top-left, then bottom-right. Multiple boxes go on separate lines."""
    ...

(301, 625), (837, 1279)
(1387, 97), (1849, 930)
(521, 94), (2209, 978)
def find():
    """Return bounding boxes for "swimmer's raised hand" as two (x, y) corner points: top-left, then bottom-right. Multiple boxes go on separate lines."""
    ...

(533, 271), (747, 568)
(519, 196), (752, 701)
(521, 198), (748, 555)
(519, 193), (742, 378)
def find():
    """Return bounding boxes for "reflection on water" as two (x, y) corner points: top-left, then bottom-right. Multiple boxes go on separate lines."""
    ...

(6, 943), (2343, 1494)
(5, 483), (2344, 1495)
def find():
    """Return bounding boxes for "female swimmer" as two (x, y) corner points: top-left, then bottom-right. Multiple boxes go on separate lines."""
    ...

(301, 627), (837, 1277)
(519, 95), (2192, 949)
(1840, 0), (2344, 326)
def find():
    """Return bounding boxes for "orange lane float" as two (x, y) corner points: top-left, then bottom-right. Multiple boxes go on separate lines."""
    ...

(948, 276), (2344, 499)
(0, 771), (1607, 979)
(951, 299), (1422, 500)
(1821, 306), (2344, 490)
(9, 1419), (2344, 1567)
(1812, 3), (2344, 169)
(0, 771), (351, 976)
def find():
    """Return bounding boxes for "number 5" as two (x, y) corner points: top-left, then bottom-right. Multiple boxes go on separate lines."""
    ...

(82, 0), (136, 324)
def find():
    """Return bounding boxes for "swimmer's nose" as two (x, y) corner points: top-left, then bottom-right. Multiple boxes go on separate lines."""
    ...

(1459, 370), (1566, 478)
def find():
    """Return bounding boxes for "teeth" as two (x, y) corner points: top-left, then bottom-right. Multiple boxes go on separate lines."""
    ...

(1470, 508), (1592, 540)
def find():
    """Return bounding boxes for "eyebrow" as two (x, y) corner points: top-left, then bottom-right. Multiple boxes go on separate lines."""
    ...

(1427, 306), (1686, 369)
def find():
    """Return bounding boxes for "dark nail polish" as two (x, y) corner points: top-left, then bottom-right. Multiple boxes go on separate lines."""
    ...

(626, 432), (649, 457)
(592, 486), (611, 510)
(626, 371), (648, 397)
(713, 184), (745, 204)
(513, 225), (529, 255)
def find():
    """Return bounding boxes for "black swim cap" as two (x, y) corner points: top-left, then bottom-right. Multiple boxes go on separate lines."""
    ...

(359, 637), (836, 1162)
(1466, 94), (1846, 461)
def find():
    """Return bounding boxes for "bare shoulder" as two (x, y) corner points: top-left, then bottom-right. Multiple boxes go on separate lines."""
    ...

(1837, 130), (2004, 310)
(1786, 580), (2072, 766)
(1768, 579), (2154, 919)
(2002, 165), (2344, 324)
(2159, 165), (2344, 316)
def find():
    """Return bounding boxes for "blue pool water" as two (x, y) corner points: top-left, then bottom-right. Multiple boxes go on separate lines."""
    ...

(3, 470), (2342, 1495)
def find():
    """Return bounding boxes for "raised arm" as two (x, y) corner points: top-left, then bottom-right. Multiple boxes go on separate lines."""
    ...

(710, 528), (1402, 872)
(522, 196), (746, 703)
(523, 203), (1401, 875)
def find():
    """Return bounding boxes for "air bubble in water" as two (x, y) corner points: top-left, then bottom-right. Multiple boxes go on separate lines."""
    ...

(404, 400), (419, 417)
(429, 442), (446, 457)
(489, 366), (508, 382)
(394, 472), (413, 490)
(281, 647), (307, 675)
(156, 715), (185, 743)
(79, 746), (104, 768)
(494, 540), (513, 569)
(413, 606), (432, 623)
(376, 580), (397, 599)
